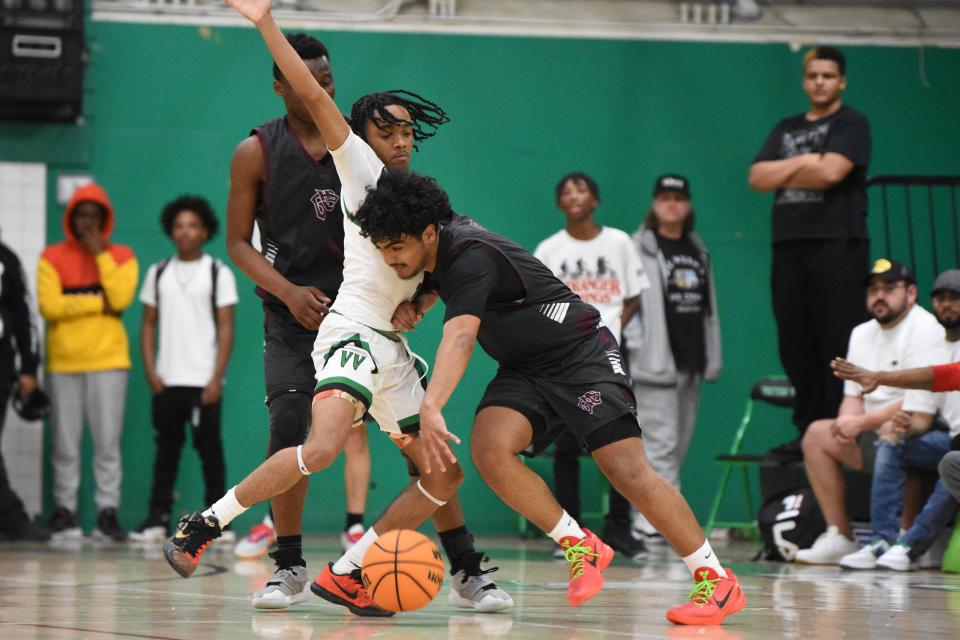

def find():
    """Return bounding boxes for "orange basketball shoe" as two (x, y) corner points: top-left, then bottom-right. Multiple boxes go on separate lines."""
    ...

(559, 529), (615, 607)
(666, 567), (746, 625)
(311, 562), (395, 617)
(163, 511), (221, 578)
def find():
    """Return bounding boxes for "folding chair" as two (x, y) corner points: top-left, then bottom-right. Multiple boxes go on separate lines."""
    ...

(704, 376), (795, 536)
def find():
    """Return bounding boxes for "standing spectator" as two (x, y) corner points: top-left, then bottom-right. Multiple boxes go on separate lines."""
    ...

(0, 237), (49, 541)
(748, 46), (872, 461)
(129, 196), (238, 543)
(534, 171), (648, 560)
(623, 175), (721, 542)
(38, 182), (138, 541)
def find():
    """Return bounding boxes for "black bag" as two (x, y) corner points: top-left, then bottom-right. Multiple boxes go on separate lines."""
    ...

(757, 486), (826, 561)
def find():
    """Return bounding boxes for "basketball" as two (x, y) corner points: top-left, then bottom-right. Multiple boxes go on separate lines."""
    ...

(361, 529), (445, 612)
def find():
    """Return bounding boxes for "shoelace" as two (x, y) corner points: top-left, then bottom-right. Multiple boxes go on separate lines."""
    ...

(686, 570), (720, 607)
(179, 515), (218, 556)
(348, 569), (384, 607)
(460, 555), (500, 588)
(563, 541), (599, 579)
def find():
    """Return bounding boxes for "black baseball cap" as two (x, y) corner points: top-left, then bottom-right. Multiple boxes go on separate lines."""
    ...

(653, 174), (691, 198)
(864, 257), (914, 286)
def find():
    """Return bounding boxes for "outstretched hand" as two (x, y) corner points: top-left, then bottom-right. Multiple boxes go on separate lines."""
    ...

(417, 408), (461, 474)
(225, 0), (272, 24)
(831, 357), (880, 395)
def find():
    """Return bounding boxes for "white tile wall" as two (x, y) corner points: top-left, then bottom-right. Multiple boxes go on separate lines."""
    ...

(0, 161), (47, 517)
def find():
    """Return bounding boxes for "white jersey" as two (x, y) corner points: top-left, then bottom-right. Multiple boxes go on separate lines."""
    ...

(327, 132), (423, 331)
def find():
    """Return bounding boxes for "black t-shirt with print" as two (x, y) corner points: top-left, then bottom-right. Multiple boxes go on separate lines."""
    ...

(656, 232), (707, 373)
(753, 105), (871, 244)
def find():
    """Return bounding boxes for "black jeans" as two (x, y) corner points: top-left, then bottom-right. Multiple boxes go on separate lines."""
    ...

(552, 431), (631, 529)
(149, 387), (226, 514)
(0, 378), (28, 522)
(771, 238), (870, 431)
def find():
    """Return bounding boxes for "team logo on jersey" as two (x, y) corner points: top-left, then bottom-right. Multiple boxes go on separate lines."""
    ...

(310, 188), (339, 220)
(577, 390), (603, 414)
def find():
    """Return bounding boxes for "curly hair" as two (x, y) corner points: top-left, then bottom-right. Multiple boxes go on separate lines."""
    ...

(350, 90), (449, 151)
(160, 195), (219, 239)
(273, 33), (329, 81)
(356, 171), (452, 243)
(555, 171), (600, 204)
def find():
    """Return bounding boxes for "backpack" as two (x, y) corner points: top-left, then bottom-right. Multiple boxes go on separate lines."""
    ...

(757, 486), (826, 562)
(154, 256), (221, 335)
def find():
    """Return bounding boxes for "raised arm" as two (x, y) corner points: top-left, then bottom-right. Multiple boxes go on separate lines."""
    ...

(227, 0), (349, 149)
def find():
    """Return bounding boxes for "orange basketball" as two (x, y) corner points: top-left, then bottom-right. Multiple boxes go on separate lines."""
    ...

(361, 529), (445, 612)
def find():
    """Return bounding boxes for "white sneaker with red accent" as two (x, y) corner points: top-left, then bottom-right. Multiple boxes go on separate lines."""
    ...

(234, 516), (276, 559)
(339, 523), (364, 552)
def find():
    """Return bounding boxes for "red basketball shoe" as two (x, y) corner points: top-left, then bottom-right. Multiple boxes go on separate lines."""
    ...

(559, 529), (615, 607)
(666, 567), (746, 625)
(311, 562), (395, 617)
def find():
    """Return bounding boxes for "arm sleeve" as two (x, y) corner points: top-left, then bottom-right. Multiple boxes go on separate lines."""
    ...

(7, 253), (39, 375)
(442, 244), (502, 321)
(97, 251), (139, 312)
(216, 265), (240, 308)
(138, 263), (158, 306)
(823, 112), (871, 167)
(329, 132), (385, 218)
(933, 363), (960, 392)
(752, 122), (784, 163)
(37, 257), (104, 321)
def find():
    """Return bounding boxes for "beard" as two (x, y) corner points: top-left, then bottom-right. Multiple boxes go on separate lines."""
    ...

(938, 315), (960, 330)
(873, 305), (905, 326)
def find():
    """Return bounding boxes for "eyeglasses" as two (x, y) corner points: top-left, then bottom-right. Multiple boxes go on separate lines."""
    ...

(866, 281), (906, 296)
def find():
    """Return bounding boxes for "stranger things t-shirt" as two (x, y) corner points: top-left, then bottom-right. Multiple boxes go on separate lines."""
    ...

(753, 105), (871, 243)
(656, 232), (707, 373)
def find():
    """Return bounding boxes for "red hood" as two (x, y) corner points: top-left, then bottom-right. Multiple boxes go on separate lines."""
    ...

(63, 183), (115, 243)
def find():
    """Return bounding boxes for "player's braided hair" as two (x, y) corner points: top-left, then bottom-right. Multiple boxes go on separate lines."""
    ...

(356, 171), (452, 243)
(350, 90), (449, 150)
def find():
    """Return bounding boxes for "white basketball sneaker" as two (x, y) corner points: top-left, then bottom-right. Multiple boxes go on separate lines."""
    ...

(795, 525), (858, 565)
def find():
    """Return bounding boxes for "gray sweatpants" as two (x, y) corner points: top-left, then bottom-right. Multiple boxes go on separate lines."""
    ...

(633, 372), (702, 490)
(49, 370), (128, 511)
(940, 451), (960, 503)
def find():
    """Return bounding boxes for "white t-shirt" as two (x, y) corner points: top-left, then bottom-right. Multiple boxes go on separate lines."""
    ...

(327, 132), (423, 331)
(533, 227), (649, 340)
(140, 254), (239, 387)
(844, 304), (945, 413)
(901, 338), (960, 438)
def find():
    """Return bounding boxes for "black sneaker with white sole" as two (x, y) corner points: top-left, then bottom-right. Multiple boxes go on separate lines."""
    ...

(93, 508), (127, 542)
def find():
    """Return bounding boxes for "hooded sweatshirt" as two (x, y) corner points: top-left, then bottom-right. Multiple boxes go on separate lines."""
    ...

(37, 183), (138, 373)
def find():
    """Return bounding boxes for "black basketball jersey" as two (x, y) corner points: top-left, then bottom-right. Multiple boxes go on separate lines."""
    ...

(252, 117), (345, 309)
(428, 215), (607, 375)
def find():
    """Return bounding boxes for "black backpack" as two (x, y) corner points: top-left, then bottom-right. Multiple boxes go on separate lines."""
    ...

(757, 486), (826, 562)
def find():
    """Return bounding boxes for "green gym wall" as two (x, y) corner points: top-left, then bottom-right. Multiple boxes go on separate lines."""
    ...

(2, 21), (959, 534)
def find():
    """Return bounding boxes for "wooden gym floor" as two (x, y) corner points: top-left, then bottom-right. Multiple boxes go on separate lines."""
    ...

(1, 535), (959, 639)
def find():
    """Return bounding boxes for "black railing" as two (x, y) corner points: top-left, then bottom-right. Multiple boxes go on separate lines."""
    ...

(867, 175), (960, 279)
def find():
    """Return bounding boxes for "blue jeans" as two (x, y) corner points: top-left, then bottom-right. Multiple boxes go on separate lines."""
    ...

(871, 430), (958, 557)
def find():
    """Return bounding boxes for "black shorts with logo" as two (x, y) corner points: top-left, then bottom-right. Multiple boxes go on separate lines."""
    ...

(476, 327), (641, 456)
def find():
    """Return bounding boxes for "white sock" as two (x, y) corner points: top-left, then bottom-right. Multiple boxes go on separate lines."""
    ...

(546, 510), (586, 544)
(332, 528), (380, 574)
(202, 487), (248, 528)
(682, 539), (727, 579)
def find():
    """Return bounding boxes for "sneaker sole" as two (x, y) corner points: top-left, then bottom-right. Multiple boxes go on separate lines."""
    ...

(310, 580), (395, 617)
(90, 530), (127, 543)
(448, 590), (514, 613)
(163, 540), (198, 578)
(252, 582), (312, 610)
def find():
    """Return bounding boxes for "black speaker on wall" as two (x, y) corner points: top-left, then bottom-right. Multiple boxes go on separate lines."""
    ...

(0, 0), (86, 123)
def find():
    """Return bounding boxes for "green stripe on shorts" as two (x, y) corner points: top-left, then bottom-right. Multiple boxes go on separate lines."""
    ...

(397, 414), (420, 429)
(316, 377), (373, 407)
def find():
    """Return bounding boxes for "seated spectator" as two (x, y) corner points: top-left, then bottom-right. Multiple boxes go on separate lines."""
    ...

(838, 269), (960, 570)
(533, 171), (648, 560)
(129, 196), (238, 543)
(0, 237), (50, 541)
(622, 174), (721, 543)
(38, 182), (138, 542)
(796, 258), (943, 564)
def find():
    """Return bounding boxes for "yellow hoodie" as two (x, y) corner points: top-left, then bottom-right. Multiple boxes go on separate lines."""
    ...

(38, 183), (138, 373)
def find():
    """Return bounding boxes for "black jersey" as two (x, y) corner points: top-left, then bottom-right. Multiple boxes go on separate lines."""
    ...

(252, 117), (345, 309)
(427, 215), (609, 375)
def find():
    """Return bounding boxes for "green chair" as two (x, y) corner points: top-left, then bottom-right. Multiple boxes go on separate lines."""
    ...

(704, 377), (795, 536)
